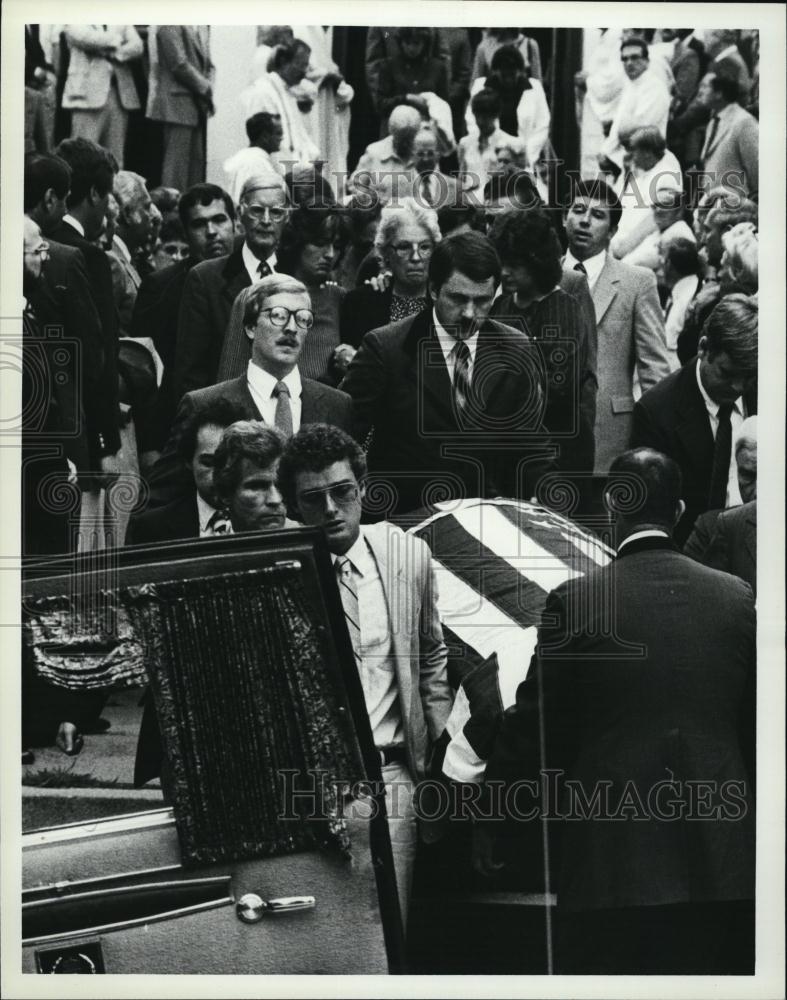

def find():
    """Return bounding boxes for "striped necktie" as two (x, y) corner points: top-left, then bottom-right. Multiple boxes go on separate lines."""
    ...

(573, 260), (587, 276)
(452, 340), (472, 425)
(273, 380), (293, 436)
(206, 510), (232, 535)
(335, 556), (362, 668)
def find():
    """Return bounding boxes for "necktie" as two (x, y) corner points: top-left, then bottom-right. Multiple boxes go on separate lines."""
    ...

(336, 557), (362, 668)
(206, 509), (232, 535)
(707, 403), (733, 509)
(257, 261), (271, 279)
(703, 114), (720, 161)
(421, 173), (435, 206)
(273, 380), (293, 436)
(452, 340), (471, 425)
(573, 261), (587, 277)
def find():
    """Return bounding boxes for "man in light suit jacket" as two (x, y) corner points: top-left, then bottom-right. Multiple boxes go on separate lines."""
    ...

(697, 73), (759, 200)
(147, 25), (215, 190)
(62, 25), (142, 166)
(341, 231), (554, 517)
(148, 274), (353, 507)
(279, 422), (453, 928)
(564, 180), (671, 472)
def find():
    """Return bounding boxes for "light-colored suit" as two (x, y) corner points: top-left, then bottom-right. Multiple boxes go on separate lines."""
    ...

(361, 521), (453, 782)
(592, 254), (671, 471)
(701, 103), (759, 200)
(108, 238), (141, 334)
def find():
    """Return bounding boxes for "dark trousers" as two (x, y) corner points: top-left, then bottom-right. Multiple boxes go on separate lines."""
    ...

(556, 900), (755, 975)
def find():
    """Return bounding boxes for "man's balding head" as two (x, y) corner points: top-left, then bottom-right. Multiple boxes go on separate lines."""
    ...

(388, 105), (423, 136)
(606, 448), (685, 537)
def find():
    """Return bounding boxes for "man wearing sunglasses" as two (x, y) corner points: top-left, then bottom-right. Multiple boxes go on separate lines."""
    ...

(279, 422), (452, 930)
(149, 275), (353, 507)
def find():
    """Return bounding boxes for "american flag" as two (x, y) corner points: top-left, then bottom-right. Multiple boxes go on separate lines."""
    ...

(402, 498), (613, 784)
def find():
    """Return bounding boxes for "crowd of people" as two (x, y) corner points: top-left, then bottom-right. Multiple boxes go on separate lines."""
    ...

(21, 24), (760, 975)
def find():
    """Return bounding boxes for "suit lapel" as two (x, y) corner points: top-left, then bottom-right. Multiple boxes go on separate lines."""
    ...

(222, 248), (250, 306)
(229, 375), (262, 419)
(404, 310), (456, 426)
(593, 255), (620, 326)
(675, 364), (714, 474)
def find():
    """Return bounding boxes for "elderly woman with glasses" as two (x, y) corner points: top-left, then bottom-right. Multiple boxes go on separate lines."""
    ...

(339, 198), (441, 348)
(218, 200), (351, 386)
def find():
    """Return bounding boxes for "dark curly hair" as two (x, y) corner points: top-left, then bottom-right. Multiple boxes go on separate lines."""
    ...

(176, 398), (247, 464)
(489, 208), (563, 294)
(278, 424), (367, 510)
(276, 200), (351, 276)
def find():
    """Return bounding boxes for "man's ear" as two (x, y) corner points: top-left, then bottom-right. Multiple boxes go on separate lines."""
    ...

(675, 499), (686, 523)
(358, 479), (367, 502)
(697, 335), (708, 357)
(89, 184), (103, 206)
(244, 324), (255, 343)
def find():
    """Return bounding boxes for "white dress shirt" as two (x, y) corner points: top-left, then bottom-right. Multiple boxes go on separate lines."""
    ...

(617, 528), (670, 553)
(240, 72), (320, 165)
(336, 530), (404, 748)
(241, 242), (277, 284)
(664, 273), (700, 364)
(223, 146), (282, 205)
(563, 248), (607, 292)
(62, 213), (85, 237)
(246, 361), (303, 431)
(695, 359), (744, 507)
(433, 308), (480, 384)
(602, 68), (671, 168)
(196, 493), (223, 536)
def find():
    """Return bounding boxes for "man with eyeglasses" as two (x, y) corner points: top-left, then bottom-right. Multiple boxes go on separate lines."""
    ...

(278, 422), (452, 930)
(149, 275), (353, 507)
(599, 38), (670, 179)
(173, 175), (290, 404)
(411, 126), (459, 209)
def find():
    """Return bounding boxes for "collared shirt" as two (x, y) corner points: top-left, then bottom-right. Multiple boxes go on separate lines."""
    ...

(112, 233), (132, 263)
(348, 135), (416, 204)
(246, 360), (302, 431)
(664, 273), (700, 359)
(564, 248), (607, 291)
(196, 493), (222, 536)
(335, 529), (403, 748)
(617, 528), (670, 553)
(223, 146), (281, 205)
(432, 308), (480, 385)
(458, 126), (517, 192)
(62, 213), (85, 238)
(694, 358), (744, 507)
(241, 242), (277, 285)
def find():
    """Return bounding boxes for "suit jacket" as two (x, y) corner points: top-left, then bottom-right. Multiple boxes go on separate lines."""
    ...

(592, 253), (671, 472)
(126, 491), (199, 546)
(147, 25), (214, 126)
(147, 372), (354, 507)
(484, 538), (756, 910)
(631, 360), (757, 546)
(49, 221), (121, 458)
(340, 309), (554, 516)
(62, 25), (142, 111)
(340, 284), (395, 349)
(702, 500), (756, 595)
(29, 240), (104, 471)
(131, 257), (195, 447)
(174, 247), (251, 400)
(682, 507), (721, 562)
(701, 103), (759, 199)
(362, 521), (453, 781)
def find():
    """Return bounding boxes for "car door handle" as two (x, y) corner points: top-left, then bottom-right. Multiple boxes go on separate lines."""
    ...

(235, 893), (315, 923)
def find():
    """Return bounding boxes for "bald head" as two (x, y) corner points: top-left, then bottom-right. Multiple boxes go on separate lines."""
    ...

(388, 105), (423, 136)
(606, 447), (685, 535)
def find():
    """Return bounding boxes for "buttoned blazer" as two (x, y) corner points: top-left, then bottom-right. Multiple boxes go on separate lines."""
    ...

(62, 25), (142, 111)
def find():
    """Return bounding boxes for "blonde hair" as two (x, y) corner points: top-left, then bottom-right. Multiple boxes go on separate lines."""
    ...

(721, 222), (758, 293)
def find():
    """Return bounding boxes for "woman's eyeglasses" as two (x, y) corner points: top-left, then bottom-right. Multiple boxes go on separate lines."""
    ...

(259, 306), (315, 330)
(390, 241), (434, 259)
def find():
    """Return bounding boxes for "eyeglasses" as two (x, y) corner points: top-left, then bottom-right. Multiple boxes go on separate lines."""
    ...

(259, 306), (314, 330)
(24, 244), (50, 260)
(390, 241), (434, 259)
(297, 482), (359, 513)
(244, 205), (289, 222)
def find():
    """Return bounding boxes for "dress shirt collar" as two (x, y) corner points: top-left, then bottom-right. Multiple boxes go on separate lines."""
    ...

(564, 248), (607, 288)
(62, 213), (85, 238)
(242, 241), (277, 284)
(335, 527), (372, 578)
(715, 102), (737, 125)
(617, 528), (669, 553)
(379, 136), (412, 168)
(196, 493), (219, 534)
(694, 357), (743, 420)
(113, 233), (132, 263)
(247, 359), (302, 402)
(715, 44), (738, 62)
(671, 273), (699, 304)
(432, 307), (481, 366)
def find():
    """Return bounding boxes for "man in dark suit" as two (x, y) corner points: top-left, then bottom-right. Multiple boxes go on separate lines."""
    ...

(50, 138), (123, 482)
(479, 448), (756, 974)
(341, 231), (552, 517)
(631, 293), (757, 546)
(173, 175), (289, 400)
(148, 274), (353, 506)
(131, 183), (237, 451)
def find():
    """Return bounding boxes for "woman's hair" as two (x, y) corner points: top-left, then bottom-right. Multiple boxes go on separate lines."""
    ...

(276, 201), (350, 276)
(373, 197), (442, 254)
(489, 208), (563, 294)
(489, 43), (526, 76)
(721, 222), (758, 292)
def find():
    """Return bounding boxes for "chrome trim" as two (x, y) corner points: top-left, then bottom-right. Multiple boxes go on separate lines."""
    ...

(22, 808), (175, 847)
(23, 896), (233, 947)
(24, 876), (231, 914)
(23, 863), (184, 900)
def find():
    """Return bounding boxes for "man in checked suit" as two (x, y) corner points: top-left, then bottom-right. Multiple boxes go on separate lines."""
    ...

(147, 25), (215, 191)
(173, 175), (289, 400)
(479, 448), (756, 974)
(341, 231), (553, 518)
(147, 275), (353, 507)
(563, 180), (671, 472)
(279, 423), (453, 930)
